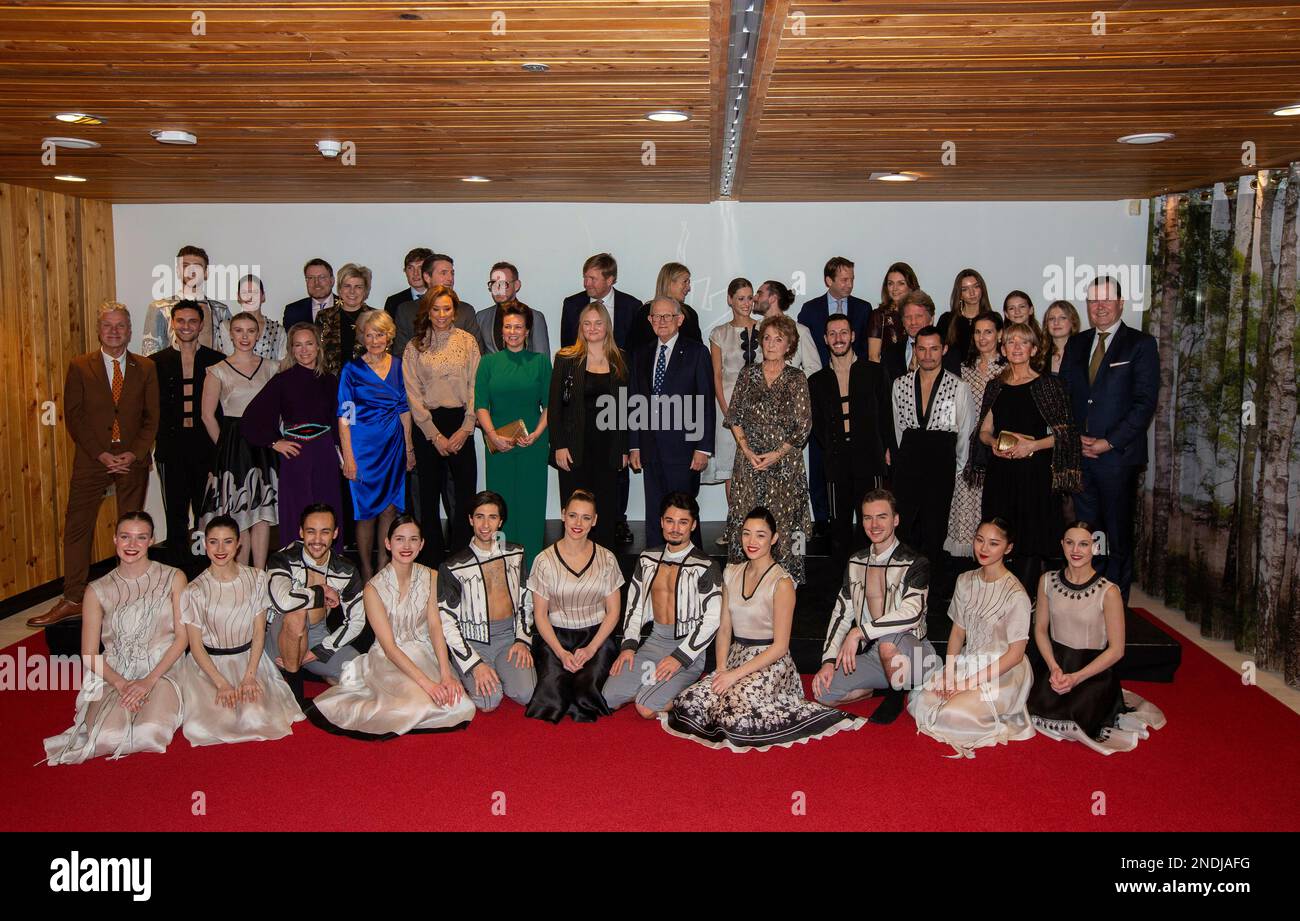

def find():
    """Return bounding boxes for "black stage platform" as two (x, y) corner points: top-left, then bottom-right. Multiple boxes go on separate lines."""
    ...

(32, 520), (1181, 682)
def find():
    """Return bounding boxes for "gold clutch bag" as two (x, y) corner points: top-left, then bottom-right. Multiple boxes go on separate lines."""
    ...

(488, 419), (529, 454)
(996, 430), (1025, 453)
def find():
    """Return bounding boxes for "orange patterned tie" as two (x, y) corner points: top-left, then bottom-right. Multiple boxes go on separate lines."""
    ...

(110, 357), (123, 443)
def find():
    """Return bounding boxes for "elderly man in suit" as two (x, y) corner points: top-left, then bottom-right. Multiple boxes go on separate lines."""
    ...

(30, 301), (160, 628)
(283, 258), (337, 328)
(628, 297), (716, 547)
(1059, 275), (1158, 603)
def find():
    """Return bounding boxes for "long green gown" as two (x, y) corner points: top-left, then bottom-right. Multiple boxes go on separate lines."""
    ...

(476, 348), (552, 567)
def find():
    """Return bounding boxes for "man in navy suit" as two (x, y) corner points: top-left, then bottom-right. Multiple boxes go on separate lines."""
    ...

(628, 297), (715, 547)
(798, 256), (874, 536)
(562, 252), (641, 543)
(283, 258), (336, 328)
(1059, 275), (1159, 603)
(383, 247), (433, 314)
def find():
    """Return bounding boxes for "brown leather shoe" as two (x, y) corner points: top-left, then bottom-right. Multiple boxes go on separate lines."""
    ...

(26, 597), (82, 628)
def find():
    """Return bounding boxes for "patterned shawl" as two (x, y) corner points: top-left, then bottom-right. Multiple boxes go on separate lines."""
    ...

(963, 372), (1081, 494)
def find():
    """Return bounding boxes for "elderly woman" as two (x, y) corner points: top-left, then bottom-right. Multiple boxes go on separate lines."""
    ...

(548, 300), (628, 549)
(477, 302), (551, 567)
(199, 310), (279, 568)
(867, 262), (918, 362)
(215, 274), (286, 362)
(402, 284), (481, 565)
(628, 261), (702, 353)
(339, 308), (415, 581)
(242, 322), (343, 548)
(318, 263), (375, 377)
(723, 314), (813, 583)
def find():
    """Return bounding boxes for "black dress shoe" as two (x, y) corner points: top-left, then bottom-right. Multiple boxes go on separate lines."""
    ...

(615, 521), (634, 544)
(868, 688), (907, 725)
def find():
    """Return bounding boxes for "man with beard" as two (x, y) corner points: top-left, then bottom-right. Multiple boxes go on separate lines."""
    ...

(808, 315), (889, 556)
(603, 493), (722, 718)
(476, 261), (551, 355)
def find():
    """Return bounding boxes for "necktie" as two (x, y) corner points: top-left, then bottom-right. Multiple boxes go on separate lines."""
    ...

(907, 338), (917, 371)
(653, 343), (668, 395)
(110, 357), (123, 442)
(1088, 331), (1109, 385)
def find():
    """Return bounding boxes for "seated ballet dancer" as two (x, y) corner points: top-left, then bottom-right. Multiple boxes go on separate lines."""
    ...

(266, 503), (365, 697)
(44, 511), (189, 765)
(178, 515), (305, 746)
(813, 489), (938, 724)
(603, 492), (722, 718)
(438, 491), (537, 711)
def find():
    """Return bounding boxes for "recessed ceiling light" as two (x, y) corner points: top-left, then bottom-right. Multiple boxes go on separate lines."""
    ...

(646, 110), (690, 123)
(462, 175), (491, 182)
(43, 136), (101, 150)
(55, 112), (104, 126)
(1117, 132), (1174, 145)
(1273, 103), (1300, 117)
(151, 129), (197, 145)
(54, 174), (87, 182)
(522, 62), (549, 73)
(870, 171), (919, 182)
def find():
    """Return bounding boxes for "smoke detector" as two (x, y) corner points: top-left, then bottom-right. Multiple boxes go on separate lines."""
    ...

(316, 140), (343, 158)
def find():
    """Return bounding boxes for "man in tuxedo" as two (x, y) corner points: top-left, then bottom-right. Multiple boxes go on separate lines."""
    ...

(283, 258), (336, 328)
(151, 300), (223, 573)
(798, 257), (873, 537)
(808, 315), (890, 557)
(477, 261), (551, 354)
(628, 297), (715, 547)
(1059, 275), (1159, 603)
(393, 253), (486, 355)
(560, 252), (639, 350)
(30, 302), (160, 628)
(562, 252), (641, 543)
(382, 247), (433, 314)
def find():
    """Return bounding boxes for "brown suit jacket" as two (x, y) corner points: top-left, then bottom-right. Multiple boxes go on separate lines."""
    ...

(65, 350), (160, 470)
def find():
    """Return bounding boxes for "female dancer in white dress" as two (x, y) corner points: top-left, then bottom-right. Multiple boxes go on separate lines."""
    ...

(44, 512), (189, 764)
(909, 517), (1035, 758)
(306, 515), (474, 738)
(663, 507), (865, 752)
(1028, 522), (1165, 754)
(179, 515), (304, 745)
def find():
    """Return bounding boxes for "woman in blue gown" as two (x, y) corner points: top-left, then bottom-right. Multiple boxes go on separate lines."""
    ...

(338, 310), (415, 581)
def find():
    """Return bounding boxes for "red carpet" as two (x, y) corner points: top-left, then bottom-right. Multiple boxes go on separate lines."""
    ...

(3, 608), (1299, 831)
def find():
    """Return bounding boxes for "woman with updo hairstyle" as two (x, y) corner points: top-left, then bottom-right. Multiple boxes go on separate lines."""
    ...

(703, 277), (760, 501)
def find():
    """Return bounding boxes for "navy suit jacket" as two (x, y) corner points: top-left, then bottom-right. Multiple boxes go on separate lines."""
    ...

(1059, 322), (1158, 469)
(560, 288), (640, 352)
(797, 292), (873, 366)
(384, 288), (420, 315)
(283, 297), (313, 329)
(628, 337), (715, 463)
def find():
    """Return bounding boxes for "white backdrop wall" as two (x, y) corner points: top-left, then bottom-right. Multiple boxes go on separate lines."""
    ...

(113, 199), (1148, 536)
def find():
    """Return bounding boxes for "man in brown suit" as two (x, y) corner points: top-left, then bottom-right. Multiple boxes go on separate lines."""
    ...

(29, 301), (160, 627)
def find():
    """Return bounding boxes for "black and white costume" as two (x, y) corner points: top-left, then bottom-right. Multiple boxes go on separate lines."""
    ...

(815, 538), (938, 703)
(266, 541), (366, 682)
(602, 543), (722, 713)
(437, 541), (537, 710)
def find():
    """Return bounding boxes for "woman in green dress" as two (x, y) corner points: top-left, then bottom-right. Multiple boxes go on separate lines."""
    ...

(476, 303), (552, 567)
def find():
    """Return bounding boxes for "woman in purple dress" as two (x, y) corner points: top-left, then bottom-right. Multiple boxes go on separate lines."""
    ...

(242, 322), (343, 548)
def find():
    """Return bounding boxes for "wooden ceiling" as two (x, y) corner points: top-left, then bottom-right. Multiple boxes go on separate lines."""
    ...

(0, 1), (1298, 202)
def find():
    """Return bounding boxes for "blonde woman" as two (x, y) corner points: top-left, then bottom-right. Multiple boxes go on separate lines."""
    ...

(318, 262), (375, 376)
(629, 261), (702, 353)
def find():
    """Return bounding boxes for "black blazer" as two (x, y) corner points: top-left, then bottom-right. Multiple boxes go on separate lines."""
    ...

(808, 358), (889, 484)
(547, 352), (628, 471)
(797, 293), (873, 365)
(283, 297), (313, 329)
(626, 301), (702, 357)
(627, 337), (715, 462)
(151, 345), (224, 463)
(560, 288), (641, 351)
(881, 337), (910, 389)
(384, 288), (419, 315)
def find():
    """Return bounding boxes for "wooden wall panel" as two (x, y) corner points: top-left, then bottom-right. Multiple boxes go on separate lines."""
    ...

(0, 181), (117, 600)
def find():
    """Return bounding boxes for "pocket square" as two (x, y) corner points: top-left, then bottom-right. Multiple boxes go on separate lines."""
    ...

(1108, 360), (1131, 367)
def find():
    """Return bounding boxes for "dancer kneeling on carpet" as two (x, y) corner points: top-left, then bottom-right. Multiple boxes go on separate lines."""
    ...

(908, 517), (1034, 758)
(266, 503), (366, 701)
(1027, 522), (1165, 754)
(438, 491), (537, 711)
(603, 491), (722, 718)
(306, 516), (475, 738)
(812, 488), (938, 724)
(178, 516), (305, 746)
(662, 507), (866, 752)
(44, 511), (189, 765)
(524, 489), (625, 723)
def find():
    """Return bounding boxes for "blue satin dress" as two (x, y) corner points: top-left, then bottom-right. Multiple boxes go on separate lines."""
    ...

(338, 356), (407, 520)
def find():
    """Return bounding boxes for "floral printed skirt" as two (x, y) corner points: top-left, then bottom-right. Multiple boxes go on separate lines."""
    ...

(661, 638), (864, 752)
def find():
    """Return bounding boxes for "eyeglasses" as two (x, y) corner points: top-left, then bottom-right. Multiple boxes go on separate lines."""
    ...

(487, 280), (511, 290)
(649, 313), (678, 322)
